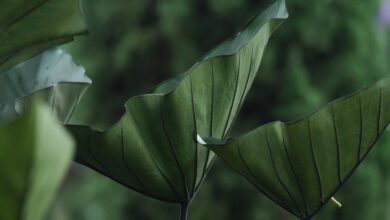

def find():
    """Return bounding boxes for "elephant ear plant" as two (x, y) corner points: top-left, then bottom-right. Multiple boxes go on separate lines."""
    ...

(201, 78), (390, 220)
(0, 0), (90, 218)
(0, 48), (91, 220)
(0, 102), (75, 220)
(1, 0), (390, 220)
(68, 0), (390, 219)
(68, 0), (288, 218)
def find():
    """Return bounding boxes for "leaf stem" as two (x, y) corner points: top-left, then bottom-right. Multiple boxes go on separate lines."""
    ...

(180, 203), (189, 220)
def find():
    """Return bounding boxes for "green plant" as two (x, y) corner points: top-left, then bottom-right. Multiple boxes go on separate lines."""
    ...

(203, 78), (390, 219)
(0, 0), (389, 220)
(0, 1), (89, 219)
(0, 48), (91, 220)
(68, 1), (287, 217)
(0, 0), (87, 73)
(0, 102), (74, 220)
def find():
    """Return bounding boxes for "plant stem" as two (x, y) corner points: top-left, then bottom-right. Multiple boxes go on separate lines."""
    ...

(180, 203), (189, 220)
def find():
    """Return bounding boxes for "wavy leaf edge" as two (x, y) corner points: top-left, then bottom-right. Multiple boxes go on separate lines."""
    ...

(0, 48), (92, 123)
(69, 0), (288, 130)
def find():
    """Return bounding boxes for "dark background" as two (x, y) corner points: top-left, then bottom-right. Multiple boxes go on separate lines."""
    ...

(50, 0), (390, 219)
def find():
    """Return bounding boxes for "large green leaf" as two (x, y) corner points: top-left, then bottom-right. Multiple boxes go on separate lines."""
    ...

(0, 101), (74, 220)
(203, 78), (390, 219)
(0, 0), (87, 73)
(0, 48), (92, 123)
(68, 0), (288, 207)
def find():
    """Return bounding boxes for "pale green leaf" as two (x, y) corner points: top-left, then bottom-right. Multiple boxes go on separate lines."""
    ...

(0, 48), (92, 123)
(0, 102), (74, 220)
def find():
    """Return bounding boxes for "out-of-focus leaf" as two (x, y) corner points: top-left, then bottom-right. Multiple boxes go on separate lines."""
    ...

(68, 0), (288, 207)
(0, 48), (92, 123)
(0, 101), (74, 220)
(203, 78), (390, 220)
(0, 0), (87, 73)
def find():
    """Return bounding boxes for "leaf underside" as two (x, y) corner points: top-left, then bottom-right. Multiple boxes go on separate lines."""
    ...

(0, 102), (74, 220)
(68, 0), (288, 204)
(0, 0), (87, 73)
(205, 78), (390, 219)
(0, 48), (92, 123)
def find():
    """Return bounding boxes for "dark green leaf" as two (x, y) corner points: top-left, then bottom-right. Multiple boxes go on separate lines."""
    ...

(0, 48), (92, 123)
(0, 0), (87, 73)
(68, 0), (288, 205)
(0, 101), (74, 220)
(204, 78), (390, 219)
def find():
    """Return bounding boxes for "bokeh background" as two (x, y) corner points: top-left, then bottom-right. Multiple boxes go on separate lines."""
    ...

(50, 0), (390, 219)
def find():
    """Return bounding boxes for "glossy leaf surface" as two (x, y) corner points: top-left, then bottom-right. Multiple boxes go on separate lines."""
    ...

(68, 0), (288, 204)
(0, 0), (87, 73)
(0, 49), (92, 123)
(204, 78), (390, 219)
(0, 102), (74, 220)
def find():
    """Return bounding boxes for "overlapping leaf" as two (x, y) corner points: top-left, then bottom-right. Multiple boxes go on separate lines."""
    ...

(0, 0), (87, 73)
(203, 78), (390, 220)
(0, 48), (92, 123)
(68, 0), (288, 205)
(0, 102), (74, 220)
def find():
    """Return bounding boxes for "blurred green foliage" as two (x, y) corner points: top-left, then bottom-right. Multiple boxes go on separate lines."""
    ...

(56, 0), (390, 219)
